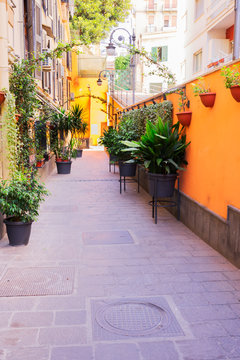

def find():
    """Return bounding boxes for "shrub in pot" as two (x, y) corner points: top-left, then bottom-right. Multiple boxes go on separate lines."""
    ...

(122, 117), (191, 197)
(191, 77), (216, 107)
(175, 89), (192, 126)
(54, 139), (77, 174)
(221, 64), (240, 102)
(0, 171), (48, 246)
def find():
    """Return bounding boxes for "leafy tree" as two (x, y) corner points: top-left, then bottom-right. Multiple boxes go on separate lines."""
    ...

(115, 55), (131, 70)
(70, 0), (131, 44)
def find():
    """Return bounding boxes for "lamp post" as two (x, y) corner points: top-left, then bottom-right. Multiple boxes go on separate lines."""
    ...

(97, 70), (115, 126)
(106, 28), (136, 105)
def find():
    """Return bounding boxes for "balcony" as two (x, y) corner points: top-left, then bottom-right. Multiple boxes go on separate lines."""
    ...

(207, 0), (234, 28)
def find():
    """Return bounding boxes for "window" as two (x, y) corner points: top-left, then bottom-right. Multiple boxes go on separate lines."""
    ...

(148, 15), (155, 25)
(164, 0), (170, 8)
(193, 50), (202, 73)
(151, 46), (168, 62)
(172, 0), (177, 8)
(172, 15), (177, 27)
(164, 16), (169, 27)
(148, 0), (154, 10)
(195, 0), (204, 20)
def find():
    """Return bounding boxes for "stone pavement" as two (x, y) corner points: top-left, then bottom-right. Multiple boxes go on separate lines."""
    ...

(0, 150), (240, 360)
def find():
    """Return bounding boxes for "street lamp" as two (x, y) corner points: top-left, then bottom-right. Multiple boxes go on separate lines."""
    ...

(106, 28), (136, 104)
(97, 70), (115, 126)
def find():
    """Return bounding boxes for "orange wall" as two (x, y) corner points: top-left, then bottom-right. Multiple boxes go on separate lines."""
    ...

(71, 52), (108, 145)
(166, 64), (240, 219)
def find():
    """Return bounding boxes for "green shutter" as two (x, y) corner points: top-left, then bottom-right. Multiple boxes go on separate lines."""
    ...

(151, 47), (158, 62)
(162, 46), (168, 62)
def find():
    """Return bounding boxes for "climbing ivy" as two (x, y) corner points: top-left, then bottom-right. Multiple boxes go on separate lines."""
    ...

(119, 101), (173, 139)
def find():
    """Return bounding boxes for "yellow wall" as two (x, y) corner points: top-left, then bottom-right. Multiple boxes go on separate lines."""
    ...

(119, 62), (240, 220)
(71, 52), (108, 145)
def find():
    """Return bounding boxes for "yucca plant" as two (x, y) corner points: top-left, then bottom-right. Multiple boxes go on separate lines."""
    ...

(122, 117), (190, 174)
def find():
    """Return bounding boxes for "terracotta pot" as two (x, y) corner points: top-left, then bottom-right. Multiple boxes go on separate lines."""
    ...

(0, 91), (5, 105)
(230, 85), (240, 102)
(176, 111), (192, 126)
(199, 92), (216, 107)
(36, 159), (45, 168)
(56, 158), (62, 162)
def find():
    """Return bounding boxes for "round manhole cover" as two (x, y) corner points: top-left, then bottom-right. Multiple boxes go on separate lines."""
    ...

(95, 301), (170, 336)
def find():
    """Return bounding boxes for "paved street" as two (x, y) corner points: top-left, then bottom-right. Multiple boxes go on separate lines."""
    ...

(0, 150), (240, 360)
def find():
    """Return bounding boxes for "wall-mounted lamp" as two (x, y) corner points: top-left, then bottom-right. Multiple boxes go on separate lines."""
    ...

(97, 78), (103, 86)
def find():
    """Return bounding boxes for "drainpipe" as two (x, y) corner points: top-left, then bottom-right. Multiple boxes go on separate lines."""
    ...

(233, 0), (240, 60)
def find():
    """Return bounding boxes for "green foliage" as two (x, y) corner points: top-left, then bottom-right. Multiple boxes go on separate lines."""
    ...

(191, 77), (211, 96)
(70, 104), (88, 136)
(175, 89), (189, 112)
(115, 55), (131, 70)
(2, 91), (22, 176)
(70, 0), (131, 44)
(120, 101), (173, 138)
(122, 117), (190, 174)
(53, 139), (77, 160)
(0, 171), (48, 222)
(221, 64), (240, 88)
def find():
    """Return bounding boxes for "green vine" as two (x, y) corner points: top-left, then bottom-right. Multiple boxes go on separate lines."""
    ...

(2, 90), (22, 176)
(119, 101), (173, 139)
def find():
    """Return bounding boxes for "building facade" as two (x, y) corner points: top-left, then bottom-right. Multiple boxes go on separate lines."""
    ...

(132, 0), (179, 94)
(178, 0), (235, 82)
(0, 0), (72, 178)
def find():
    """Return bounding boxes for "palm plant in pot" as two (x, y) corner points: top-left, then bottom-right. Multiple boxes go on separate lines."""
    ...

(122, 117), (191, 198)
(70, 104), (88, 157)
(0, 171), (48, 246)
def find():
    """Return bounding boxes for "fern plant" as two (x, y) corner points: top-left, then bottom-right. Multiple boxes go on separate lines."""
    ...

(122, 117), (191, 174)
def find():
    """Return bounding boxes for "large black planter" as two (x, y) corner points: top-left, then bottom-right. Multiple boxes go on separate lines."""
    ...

(76, 149), (83, 158)
(56, 161), (72, 174)
(4, 218), (33, 246)
(119, 161), (137, 177)
(148, 173), (177, 198)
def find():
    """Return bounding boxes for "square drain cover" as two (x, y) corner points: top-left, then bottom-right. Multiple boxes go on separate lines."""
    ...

(83, 231), (134, 245)
(0, 267), (74, 297)
(91, 297), (184, 341)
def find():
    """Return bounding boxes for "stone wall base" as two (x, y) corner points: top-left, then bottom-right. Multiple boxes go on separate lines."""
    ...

(136, 166), (240, 268)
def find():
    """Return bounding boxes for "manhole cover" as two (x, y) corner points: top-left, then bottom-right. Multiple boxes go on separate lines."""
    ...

(91, 297), (185, 341)
(83, 231), (134, 245)
(0, 267), (75, 297)
(96, 301), (169, 336)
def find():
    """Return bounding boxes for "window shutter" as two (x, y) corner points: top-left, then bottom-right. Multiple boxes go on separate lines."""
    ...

(162, 46), (168, 62)
(151, 47), (158, 62)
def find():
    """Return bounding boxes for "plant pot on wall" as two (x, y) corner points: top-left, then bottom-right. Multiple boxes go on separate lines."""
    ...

(176, 111), (192, 126)
(230, 85), (240, 102)
(199, 92), (216, 107)
(148, 173), (178, 198)
(119, 161), (136, 177)
(4, 218), (33, 246)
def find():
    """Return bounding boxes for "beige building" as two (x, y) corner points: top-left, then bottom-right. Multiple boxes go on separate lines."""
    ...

(0, 0), (72, 178)
(178, 0), (235, 82)
(132, 0), (179, 94)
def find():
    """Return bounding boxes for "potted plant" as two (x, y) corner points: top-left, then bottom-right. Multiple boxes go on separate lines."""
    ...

(221, 64), (240, 102)
(191, 77), (216, 107)
(99, 127), (120, 163)
(54, 139), (77, 174)
(73, 138), (83, 158)
(175, 90), (192, 126)
(0, 171), (48, 246)
(35, 149), (45, 168)
(122, 117), (191, 198)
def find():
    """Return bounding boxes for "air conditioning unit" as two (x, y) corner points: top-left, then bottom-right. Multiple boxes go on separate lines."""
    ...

(42, 49), (52, 72)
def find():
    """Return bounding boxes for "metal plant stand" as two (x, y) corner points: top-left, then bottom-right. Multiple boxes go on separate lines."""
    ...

(149, 177), (180, 224)
(109, 160), (117, 173)
(120, 166), (140, 194)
